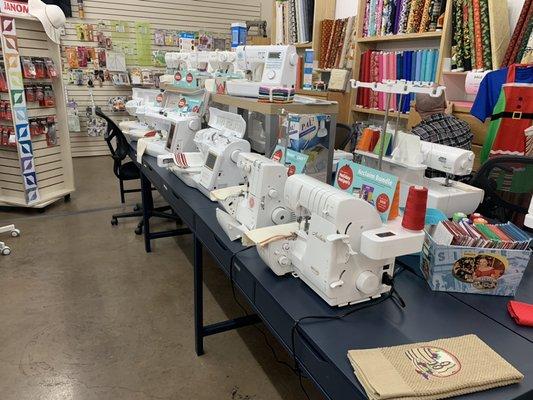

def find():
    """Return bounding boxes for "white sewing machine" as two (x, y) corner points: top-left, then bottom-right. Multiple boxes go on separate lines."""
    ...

(167, 108), (250, 195)
(214, 153), (294, 241)
(208, 51), (238, 75)
(354, 135), (484, 218)
(226, 45), (297, 98)
(247, 175), (424, 306)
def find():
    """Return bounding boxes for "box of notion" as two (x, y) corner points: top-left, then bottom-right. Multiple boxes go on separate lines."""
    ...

(420, 231), (531, 296)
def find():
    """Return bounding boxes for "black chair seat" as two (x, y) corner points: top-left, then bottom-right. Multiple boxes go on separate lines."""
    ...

(118, 161), (141, 181)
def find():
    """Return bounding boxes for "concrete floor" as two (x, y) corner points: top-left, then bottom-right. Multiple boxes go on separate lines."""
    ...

(0, 157), (322, 400)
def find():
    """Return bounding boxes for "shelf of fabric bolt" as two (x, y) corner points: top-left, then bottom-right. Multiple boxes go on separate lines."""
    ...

(356, 31), (443, 43)
(127, 142), (533, 400)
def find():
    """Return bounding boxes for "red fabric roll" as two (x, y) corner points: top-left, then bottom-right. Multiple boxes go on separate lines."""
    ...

(402, 185), (428, 231)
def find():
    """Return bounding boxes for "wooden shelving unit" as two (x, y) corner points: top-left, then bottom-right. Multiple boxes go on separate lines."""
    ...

(272, 0), (352, 124)
(0, 13), (74, 208)
(349, 0), (509, 129)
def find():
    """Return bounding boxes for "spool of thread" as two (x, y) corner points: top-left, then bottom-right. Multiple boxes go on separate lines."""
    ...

(473, 218), (488, 224)
(453, 212), (467, 222)
(470, 212), (483, 222)
(461, 217), (472, 224)
(402, 185), (428, 231)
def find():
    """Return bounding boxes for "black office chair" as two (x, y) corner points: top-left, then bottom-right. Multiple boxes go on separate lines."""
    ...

(94, 108), (177, 234)
(469, 155), (533, 225)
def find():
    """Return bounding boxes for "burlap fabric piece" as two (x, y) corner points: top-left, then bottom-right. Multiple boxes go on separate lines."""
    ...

(347, 334), (523, 400)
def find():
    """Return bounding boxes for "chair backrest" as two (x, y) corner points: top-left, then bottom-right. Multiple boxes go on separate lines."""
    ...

(469, 155), (533, 224)
(92, 108), (130, 178)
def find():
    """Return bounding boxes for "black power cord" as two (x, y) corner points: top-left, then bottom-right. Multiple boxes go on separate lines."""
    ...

(290, 273), (407, 400)
(229, 251), (298, 375)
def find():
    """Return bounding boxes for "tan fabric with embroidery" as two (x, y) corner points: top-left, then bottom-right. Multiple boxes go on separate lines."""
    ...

(347, 334), (523, 400)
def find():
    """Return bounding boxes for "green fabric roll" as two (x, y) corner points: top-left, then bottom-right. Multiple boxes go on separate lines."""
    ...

(479, 0), (492, 70)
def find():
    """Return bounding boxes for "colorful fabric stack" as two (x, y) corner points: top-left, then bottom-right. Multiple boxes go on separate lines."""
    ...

(258, 86), (295, 103)
(451, 0), (493, 71)
(355, 49), (439, 113)
(501, 0), (533, 66)
(361, 0), (447, 37)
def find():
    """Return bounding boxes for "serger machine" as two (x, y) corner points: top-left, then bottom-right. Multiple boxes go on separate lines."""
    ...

(355, 136), (484, 217)
(226, 45), (297, 98)
(166, 108), (250, 196)
(214, 153), (294, 241)
(247, 175), (425, 307)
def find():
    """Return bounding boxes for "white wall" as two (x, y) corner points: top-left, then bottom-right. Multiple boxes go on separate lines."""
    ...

(334, 0), (526, 30)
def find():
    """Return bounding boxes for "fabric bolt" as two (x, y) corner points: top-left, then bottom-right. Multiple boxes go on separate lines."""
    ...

(368, 0), (377, 36)
(399, 0), (410, 34)
(381, 0), (390, 36)
(462, 0), (473, 71)
(415, 50), (422, 81)
(393, 0), (403, 33)
(370, 52), (379, 108)
(502, 0), (533, 66)
(376, 0), (384, 36)
(379, 52), (386, 109)
(466, 0), (476, 70)
(516, 17), (533, 63)
(489, 84), (533, 159)
(479, 0), (492, 70)
(365, 51), (372, 107)
(419, 0), (433, 33)
(363, 0), (371, 36)
(521, 29), (533, 64)
(319, 19), (333, 69)
(428, 0), (442, 31)
(452, 0), (464, 70)
(420, 50), (428, 82)
(407, 0), (424, 33)
(472, 0), (484, 70)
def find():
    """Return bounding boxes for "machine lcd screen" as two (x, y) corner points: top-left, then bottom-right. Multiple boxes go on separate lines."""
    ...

(205, 152), (217, 171)
(376, 232), (396, 238)
(165, 123), (176, 151)
(268, 52), (281, 59)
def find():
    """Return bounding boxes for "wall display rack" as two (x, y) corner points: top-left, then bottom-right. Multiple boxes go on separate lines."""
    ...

(0, 12), (74, 208)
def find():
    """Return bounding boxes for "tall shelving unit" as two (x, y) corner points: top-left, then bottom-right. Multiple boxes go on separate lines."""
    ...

(271, 0), (353, 125)
(0, 13), (74, 208)
(349, 0), (510, 126)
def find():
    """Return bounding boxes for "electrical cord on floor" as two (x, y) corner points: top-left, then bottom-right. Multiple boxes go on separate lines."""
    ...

(290, 273), (407, 400)
(229, 251), (298, 375)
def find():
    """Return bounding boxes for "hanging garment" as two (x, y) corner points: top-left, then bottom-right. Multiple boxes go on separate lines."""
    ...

(471, 64), (533, 122)
(479, 0), (492, 70)
(488, 83), (533, 158)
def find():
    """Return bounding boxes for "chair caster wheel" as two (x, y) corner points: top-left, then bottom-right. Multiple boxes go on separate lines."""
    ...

(2, 247), (11, 255)
(64, 194), (71, 202)
(133, 204), (141, 212)
(10, 229), (20, 237)
(135, 226), (143, 235)
(111, 218), (118, 226)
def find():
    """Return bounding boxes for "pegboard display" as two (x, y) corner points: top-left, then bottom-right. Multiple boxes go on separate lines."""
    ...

(64, 0), (261, 157)
(0, 14), (74, 208)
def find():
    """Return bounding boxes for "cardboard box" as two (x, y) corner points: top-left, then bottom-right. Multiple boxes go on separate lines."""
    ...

(421, 232), (531, 296)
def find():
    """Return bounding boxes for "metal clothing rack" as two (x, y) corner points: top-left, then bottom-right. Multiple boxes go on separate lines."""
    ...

(350, 79), (445, 170)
